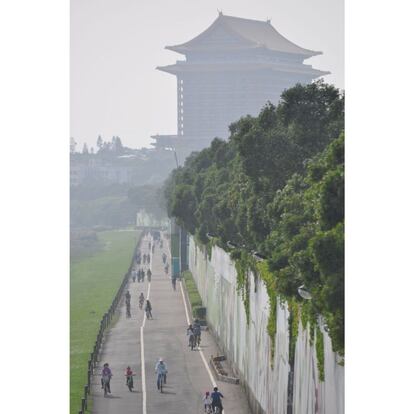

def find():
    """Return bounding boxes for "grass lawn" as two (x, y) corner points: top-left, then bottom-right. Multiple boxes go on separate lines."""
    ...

(70, 229), (139, 414)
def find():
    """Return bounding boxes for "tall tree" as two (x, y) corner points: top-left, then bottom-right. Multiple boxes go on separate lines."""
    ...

(97, 135), (103, 150)
(70, 137), (77, 154)
(82, 143), (89, 154)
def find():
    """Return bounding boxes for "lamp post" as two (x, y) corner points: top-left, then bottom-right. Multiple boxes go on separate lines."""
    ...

(298, 284), (312, 300)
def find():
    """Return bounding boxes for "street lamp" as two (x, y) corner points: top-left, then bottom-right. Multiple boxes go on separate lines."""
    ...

(226, 241), (237, 249)
(251, 251), (267, 262)
(298, 285), (312, 300)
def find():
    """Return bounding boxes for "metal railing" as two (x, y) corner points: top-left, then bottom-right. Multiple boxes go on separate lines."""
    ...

(77, 231), (144, 414)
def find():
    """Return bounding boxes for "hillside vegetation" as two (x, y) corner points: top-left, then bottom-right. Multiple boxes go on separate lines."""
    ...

(165, 81), (344, 355)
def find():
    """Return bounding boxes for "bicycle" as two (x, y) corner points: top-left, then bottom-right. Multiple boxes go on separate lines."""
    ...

(126, 375), (135, 391)
(195, 333), (201, 347)
(102, 376), (111, 397)
(157, 373), (166, 393)
(189, 334), (196, 350)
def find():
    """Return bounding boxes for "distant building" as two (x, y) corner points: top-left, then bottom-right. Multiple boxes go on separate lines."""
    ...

(152, 13), (329, 159)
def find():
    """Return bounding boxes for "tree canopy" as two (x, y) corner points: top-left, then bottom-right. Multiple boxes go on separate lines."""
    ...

(165, 81), (344, 354)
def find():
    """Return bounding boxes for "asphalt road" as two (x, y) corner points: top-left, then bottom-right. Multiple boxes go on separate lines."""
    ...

(91, 233), (251, 414)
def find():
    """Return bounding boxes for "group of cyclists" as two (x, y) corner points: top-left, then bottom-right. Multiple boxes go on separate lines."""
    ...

(132, 268), (152, 283)
(136, 252), (151, 265)
(100, 234), (226, 412)
(126, 290), (152, 319)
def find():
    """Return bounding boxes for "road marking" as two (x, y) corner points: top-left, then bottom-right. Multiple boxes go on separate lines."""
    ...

(179, 280), (221, 392)
(140, 237), (153, 414)
(140, 326), (147, 414)
(167, 232), (224, 412)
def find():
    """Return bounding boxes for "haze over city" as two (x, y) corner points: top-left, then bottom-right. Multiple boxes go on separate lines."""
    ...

(71, 0), (344, 152)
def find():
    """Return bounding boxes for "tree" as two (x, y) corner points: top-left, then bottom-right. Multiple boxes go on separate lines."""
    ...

(82, 143), (89, 154)
(70, 137), (77, 154)
(97, 135), (103, 150)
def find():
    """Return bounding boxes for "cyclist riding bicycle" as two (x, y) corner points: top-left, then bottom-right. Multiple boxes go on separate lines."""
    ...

(187, 324), (195, 348)
(101, 363), (112, 395)
(211, 387), (224, 413)
(155, 358), (168, 390)
(193, 319), (201, 345)
(203, 391), (213, 412)
(139, 292), (145, 309)
(125, 366), (136, 391)
(145, 300), (153, 319)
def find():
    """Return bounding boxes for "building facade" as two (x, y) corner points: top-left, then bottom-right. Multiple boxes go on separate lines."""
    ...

(152, 13), (329, 160)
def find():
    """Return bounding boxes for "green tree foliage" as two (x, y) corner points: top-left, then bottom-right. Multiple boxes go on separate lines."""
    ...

(165, 81), (344, 354)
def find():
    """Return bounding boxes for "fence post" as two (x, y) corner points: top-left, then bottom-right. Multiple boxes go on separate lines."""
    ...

(84, 385), (88, 408)
(87, 369), (91, 390)
(81, 397), (86, 411)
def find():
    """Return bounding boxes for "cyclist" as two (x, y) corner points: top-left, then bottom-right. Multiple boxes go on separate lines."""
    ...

(145, 300), (153, 319)
(155, 358), (168, 390)
(147, 269), (152, 282)
(211, 387), (224, 413)
(187, 324), (195, 348)
(139, 292), (145, 309)
(202, 391), (213, 413)
(193, 319), (201, 346)
(125, 366), (136, 391)
(101, 363), (112, 395)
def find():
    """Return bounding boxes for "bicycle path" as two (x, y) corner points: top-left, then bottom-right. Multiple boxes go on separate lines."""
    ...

(91, 232), (252, 414)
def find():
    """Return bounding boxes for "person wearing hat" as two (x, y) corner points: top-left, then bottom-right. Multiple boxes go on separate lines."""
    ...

(155, 357), (168, 389)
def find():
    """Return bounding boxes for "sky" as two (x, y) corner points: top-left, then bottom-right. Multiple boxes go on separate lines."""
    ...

(71, 0), (344, 151)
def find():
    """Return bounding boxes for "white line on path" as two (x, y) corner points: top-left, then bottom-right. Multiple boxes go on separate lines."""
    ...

(140, 237), (153, 414)
(179, 280), (224, 412)
(168, 233), (225, 412)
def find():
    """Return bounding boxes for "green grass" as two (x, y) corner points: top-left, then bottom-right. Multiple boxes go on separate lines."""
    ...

(182, 270), (203, 317)
(70, 229), (139, 414)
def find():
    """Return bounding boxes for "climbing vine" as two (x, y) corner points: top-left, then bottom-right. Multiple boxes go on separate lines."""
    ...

(316, 327), (325, 382)
(232, 250), (256, 324)
(288, 300), (300, 365)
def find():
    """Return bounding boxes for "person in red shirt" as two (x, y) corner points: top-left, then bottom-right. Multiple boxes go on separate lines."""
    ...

(125, 366), (136, 391)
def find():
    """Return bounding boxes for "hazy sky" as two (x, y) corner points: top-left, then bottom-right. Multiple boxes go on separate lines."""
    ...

(71, 0), (344, 151)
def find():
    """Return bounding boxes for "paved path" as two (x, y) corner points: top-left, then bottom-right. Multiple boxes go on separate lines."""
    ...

(91, 232), (251, 414)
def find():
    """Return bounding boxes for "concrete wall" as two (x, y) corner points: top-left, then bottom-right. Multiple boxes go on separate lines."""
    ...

(188, 237), (344, 414)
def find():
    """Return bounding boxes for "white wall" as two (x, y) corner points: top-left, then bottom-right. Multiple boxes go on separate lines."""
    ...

(189, 237), (344, 414)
